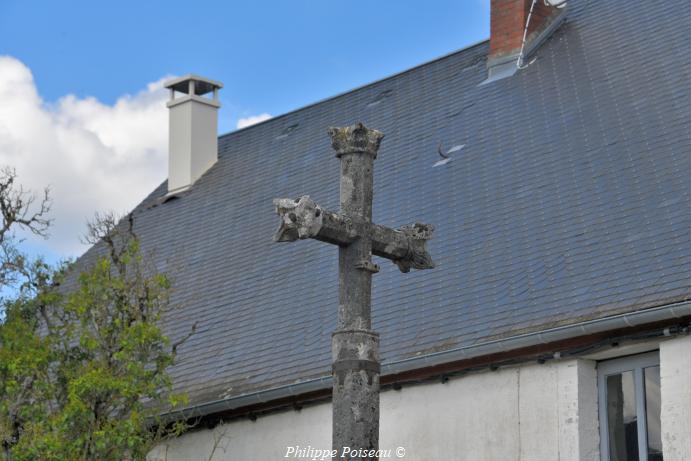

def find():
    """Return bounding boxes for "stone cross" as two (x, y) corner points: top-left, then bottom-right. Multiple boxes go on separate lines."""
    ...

(273, 122), (435, 460)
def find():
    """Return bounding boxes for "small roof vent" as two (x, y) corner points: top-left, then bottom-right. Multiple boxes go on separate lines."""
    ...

(367, 89), (393, 108)
(276, 123), (299, 140)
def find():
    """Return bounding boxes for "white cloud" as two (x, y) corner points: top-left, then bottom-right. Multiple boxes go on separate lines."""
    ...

(0, 56), (171, 257)
(236, 113), (272, 129)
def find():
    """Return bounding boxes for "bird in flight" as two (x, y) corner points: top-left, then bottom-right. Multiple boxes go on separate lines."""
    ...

(434, 142), (465, 167)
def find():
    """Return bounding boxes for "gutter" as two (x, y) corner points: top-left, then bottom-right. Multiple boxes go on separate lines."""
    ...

(162, 299), (691, 421)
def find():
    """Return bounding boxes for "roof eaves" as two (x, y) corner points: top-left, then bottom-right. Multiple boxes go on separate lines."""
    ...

(161, 299), (691, 421)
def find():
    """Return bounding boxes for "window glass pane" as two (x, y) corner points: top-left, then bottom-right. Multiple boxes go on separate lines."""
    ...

(607, 371), (639, 461)
(645, 366), (663, 461)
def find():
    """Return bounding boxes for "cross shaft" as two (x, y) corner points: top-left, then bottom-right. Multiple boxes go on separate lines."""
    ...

(273, 123), (435, 460)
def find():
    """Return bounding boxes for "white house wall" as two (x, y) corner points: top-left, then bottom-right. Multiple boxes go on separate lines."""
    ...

(150, 359), (600, 461)
(660, 335), (691, 461)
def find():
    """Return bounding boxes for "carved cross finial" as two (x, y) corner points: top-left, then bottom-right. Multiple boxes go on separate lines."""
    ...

(395, 223), (436, 273)
(272, 196), (323, 242)
(327, 122), (384, 158)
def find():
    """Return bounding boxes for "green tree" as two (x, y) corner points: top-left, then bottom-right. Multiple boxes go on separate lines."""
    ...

(0, 167), (54, 459)
(0, 171), (191, 461)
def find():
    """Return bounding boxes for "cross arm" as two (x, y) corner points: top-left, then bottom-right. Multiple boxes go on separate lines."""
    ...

(273, 196), (435, 273)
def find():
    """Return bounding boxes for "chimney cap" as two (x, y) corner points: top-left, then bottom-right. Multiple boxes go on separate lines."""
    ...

(164, 74), (223, 96)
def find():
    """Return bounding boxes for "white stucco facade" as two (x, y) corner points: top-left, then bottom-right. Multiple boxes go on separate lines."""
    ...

(150, 359), (600, 461)
(660, 335), (691, 461)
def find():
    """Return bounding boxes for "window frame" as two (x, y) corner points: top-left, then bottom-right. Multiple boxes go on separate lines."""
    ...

(597, 350), (661, 461)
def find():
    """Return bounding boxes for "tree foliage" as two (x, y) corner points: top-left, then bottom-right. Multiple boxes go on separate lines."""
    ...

(0, 170), (190, 461)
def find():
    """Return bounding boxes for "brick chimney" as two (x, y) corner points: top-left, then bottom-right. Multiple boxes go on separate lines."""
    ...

(486, 0), (567, 80)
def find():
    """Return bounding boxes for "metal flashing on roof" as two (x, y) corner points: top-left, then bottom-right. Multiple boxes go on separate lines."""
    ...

(483, 5), (568, 84)
(481, 61), (519, 85)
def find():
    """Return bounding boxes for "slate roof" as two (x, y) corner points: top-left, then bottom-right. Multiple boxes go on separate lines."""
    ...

(78, 0), (691, 408)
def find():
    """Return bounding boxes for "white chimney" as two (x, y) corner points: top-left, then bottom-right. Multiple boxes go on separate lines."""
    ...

(164, 74), (223, 195)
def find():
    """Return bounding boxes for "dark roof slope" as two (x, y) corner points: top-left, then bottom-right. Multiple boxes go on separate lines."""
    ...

(85, 0), (691, 407)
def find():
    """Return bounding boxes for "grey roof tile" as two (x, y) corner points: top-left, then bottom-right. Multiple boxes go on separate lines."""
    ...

(74, 0), (691, 407)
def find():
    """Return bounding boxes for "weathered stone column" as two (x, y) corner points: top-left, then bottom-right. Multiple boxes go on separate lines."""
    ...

(328, 123), (384, 460)
(273, 122), (434, 459)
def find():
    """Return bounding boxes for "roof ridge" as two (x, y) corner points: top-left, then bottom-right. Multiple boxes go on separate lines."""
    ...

(219, 39), (489, 140)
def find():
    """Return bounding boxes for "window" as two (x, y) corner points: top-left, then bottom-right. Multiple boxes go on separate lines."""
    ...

(598, 351), (663, 461)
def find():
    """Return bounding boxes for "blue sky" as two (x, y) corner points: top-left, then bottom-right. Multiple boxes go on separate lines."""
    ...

(1, 0), (488, 132)
(0, 0), (489, 260)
